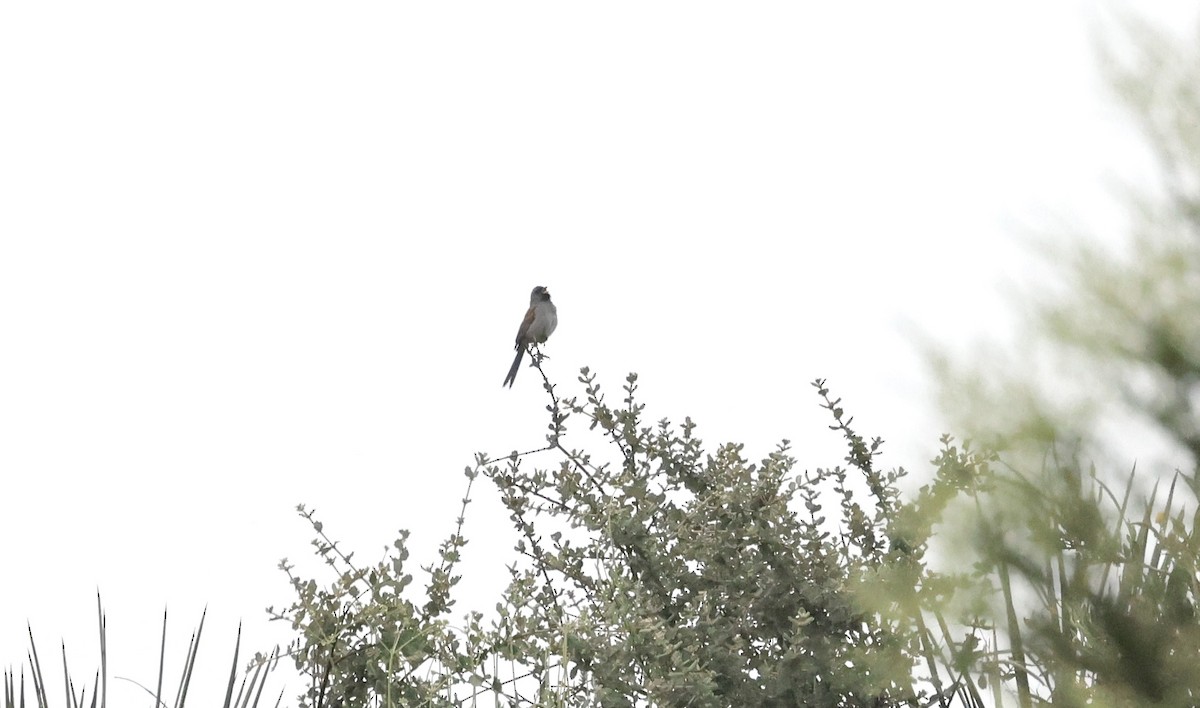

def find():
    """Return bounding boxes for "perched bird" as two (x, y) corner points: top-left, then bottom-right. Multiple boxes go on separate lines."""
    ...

(503, 285), (557, 387)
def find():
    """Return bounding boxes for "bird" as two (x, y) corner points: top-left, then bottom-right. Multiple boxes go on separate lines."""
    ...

(503, 285), (557, 387)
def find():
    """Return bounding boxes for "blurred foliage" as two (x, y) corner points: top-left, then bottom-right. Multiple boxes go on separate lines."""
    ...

(925, 13), (1200, 708)
(969, 456), (1200, 707)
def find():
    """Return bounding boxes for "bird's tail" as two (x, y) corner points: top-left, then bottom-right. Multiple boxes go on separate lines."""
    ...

(503, 346), (525, 387)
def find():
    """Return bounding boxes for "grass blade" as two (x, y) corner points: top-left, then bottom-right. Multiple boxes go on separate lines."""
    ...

(27, 625), (48, 708)
(221, 624), (242, 708)
(96, 593), (106, 708)
(155, 608), (168, 708)
(174, 607), (206, 708)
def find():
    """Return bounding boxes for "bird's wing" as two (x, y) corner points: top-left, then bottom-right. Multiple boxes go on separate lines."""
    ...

(515, 305), (537, 347)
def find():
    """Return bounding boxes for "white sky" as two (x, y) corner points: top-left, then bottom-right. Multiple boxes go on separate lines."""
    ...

(2, 2), (1196, 705)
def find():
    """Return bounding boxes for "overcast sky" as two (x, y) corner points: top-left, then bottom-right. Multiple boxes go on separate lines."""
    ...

(2, 2), (1196, 704)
